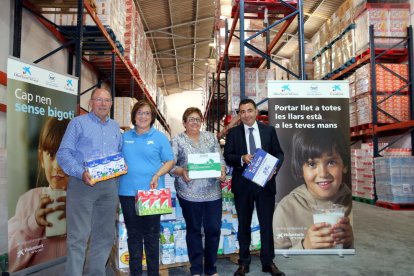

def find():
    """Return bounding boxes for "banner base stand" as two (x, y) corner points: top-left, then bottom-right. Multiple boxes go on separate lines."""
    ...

(275, 249), (355, 257)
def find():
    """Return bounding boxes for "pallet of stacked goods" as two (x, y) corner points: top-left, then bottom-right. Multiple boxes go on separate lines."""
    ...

(354, 1), (410, 60)
(158, 174), (190, 273)
(354, 63), (410, 126)
(287, 43), (314, 80)
(374, 151), (414, 210)
(218, 174), (261, 262)
(351, 142), (388, 204)
(227, 67), (277, 113)
(313, 0), (413, 207)
(114, 97), (137, 129)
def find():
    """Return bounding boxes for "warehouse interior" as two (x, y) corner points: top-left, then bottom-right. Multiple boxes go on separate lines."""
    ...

(1, 0), (414, 275)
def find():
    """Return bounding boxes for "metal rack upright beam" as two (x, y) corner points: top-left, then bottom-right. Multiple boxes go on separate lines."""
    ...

(408, 26), (414, 152)
(204, 0), (304, 127)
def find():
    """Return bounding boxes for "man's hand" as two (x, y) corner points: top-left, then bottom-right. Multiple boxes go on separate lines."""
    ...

(82, 171), (95, 186)
(242, 154), (254, 164)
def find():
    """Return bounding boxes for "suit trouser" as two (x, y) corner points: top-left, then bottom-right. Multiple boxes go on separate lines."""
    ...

(65, 177), (118, 276)
(234, 185), (276, 266)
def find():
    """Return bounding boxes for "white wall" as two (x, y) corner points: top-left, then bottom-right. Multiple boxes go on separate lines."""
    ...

(165, 89), (204, 138)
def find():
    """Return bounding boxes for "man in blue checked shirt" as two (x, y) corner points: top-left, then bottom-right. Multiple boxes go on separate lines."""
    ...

(57, 88), (123, 276)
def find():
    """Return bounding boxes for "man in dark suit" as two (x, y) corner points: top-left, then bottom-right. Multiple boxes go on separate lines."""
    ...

(224, 99), (284, 276)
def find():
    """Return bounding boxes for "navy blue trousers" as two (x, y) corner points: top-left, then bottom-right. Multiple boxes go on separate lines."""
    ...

(178, 197), (222, 275)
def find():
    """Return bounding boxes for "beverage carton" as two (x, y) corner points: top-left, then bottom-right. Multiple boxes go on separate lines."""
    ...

(136, 188), (173, 216)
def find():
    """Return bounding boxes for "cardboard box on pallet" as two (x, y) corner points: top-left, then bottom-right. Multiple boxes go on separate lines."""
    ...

(354, 4), (410, 54)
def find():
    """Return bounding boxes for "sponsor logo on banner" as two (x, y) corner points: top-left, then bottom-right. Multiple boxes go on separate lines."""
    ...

(330, 84), (344, 96)
(45, 72), (58, 88)
(13, 66), (39, 83)
(268, 80), (349, 98)
(64, 79), (75, 92)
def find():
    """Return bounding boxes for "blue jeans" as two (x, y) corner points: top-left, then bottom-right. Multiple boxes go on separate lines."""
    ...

(178, 197), (222, 275)
(65, 177), (119, 276)
(119, 196), (161, 276)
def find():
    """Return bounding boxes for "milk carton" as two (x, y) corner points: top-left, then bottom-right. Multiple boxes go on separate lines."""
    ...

(136, 188), (173, 216)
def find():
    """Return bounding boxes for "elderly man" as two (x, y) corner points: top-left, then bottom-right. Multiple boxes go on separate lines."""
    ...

(57, 88), (122, 275)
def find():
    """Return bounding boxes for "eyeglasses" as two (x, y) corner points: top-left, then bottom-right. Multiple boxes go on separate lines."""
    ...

(187, 117), (202, 123)
(91, 98), (112, 104)
(137, 111), (151, 117)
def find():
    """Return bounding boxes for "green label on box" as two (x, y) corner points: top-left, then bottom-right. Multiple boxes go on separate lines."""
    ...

(188, 161), (221, 171)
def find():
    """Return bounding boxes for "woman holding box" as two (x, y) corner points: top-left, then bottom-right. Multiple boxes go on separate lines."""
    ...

(170, 107), (226, 276)
(119, 100), (174, 276)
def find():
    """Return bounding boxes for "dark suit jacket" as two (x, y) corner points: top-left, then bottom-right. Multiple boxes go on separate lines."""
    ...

(223, 121), (284, 195)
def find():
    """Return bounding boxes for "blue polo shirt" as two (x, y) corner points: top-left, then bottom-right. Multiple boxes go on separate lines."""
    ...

(119, 127), (174, 196)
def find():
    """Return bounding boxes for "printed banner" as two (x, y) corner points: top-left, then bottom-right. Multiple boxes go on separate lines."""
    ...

(268, 80), (355, 254)
(7, 56), (78, 272)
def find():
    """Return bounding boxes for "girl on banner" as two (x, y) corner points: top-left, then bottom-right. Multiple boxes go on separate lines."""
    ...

(8, 117), (70, 272)
(273, 125), (353, 250)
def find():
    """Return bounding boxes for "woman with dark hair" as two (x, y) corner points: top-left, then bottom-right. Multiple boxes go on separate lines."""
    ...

(273, 125), (353, 250)
(119, 99), (174, 276)
(170, 107), (226, 276)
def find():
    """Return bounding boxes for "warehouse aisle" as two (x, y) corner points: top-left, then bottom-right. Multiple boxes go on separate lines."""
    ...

(167, 201), (414, 276)
(16, 201), (414, 276)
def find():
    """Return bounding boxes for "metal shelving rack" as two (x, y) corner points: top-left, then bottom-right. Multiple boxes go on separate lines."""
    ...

(12, 0), (170, 134)
(204, 0), (305, 134)
(330, 25), (414, 158)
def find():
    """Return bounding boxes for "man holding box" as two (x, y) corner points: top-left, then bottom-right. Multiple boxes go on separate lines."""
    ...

(224, 99), (284, 276)
(57, 88), (122, 276)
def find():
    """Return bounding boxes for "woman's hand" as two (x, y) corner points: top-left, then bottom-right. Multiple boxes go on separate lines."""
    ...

(218, 169), (226, 182)
(181, 168), (191, 183)
(150, 174), (159, 189)
(302, 222), (335, 249)
(332, 217), (354, 248)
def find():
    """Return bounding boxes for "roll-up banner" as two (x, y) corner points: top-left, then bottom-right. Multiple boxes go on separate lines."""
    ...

(7, 57), (78, 272)
(268, 81), (355, 255)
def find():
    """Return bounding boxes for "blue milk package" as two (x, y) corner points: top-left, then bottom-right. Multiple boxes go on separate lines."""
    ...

(84, 153), (127, 184)
(242, 148), (279, 187)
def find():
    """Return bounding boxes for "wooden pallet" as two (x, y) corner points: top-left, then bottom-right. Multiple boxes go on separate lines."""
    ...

(217, 250), (260, 264)
(375, 201), (414, 210)
(353, 196), (376, 205)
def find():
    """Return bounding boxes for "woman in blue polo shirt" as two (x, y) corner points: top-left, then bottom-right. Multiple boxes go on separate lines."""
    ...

(119, 100), (174, 276)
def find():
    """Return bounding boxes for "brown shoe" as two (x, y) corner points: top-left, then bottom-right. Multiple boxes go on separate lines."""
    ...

(262, 263), (285, 276)
(234, 264), (250, 276)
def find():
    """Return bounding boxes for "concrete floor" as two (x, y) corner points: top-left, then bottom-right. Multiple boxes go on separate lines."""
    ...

(6, 201), (414, 276)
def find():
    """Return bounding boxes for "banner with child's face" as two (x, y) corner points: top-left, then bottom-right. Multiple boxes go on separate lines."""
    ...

(7, 57), (77, 272)
(268, 81), (354, 254)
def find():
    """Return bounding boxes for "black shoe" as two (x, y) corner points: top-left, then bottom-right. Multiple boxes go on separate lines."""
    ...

(234, 264), (250, 276)
(262, 263), (285, 276)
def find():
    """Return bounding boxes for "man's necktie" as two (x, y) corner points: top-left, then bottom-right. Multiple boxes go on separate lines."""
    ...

(248, 127), (256, 154)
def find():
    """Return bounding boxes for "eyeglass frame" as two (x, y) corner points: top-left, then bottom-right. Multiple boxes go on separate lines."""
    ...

(91, 97), (113, 104)
(187, 117), (202, 123)
(136, 111), (152, 117)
